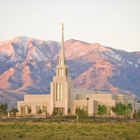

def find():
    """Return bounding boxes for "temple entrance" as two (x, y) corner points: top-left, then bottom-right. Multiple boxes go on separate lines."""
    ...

(54, 107), (64, 115)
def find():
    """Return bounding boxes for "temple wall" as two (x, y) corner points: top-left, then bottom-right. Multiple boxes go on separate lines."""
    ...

(17, 95), (51, 116)
(24, 94), (50, 101)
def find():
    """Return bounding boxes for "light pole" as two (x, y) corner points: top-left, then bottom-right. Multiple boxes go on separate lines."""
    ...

(86, 98), (89, 116)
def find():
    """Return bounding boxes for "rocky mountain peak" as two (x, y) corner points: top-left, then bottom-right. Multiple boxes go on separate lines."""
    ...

(0, 37), (140, 107)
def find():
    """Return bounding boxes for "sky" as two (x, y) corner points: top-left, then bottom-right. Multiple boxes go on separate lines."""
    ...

(0, 0), (140, 52)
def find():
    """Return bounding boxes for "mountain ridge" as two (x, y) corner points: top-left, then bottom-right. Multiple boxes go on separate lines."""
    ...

(0, 36), (140, 107)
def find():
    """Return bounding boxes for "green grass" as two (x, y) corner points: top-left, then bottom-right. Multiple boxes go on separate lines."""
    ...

(0, 120), (140, 140)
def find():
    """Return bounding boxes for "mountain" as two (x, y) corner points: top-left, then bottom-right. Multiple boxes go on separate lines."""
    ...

(0, 36), (140, 108)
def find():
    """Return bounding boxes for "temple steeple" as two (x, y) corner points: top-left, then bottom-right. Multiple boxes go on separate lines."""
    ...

(55, 23), (68, 77)
(59, 23), (66, 65)
(46, 24), (73, 115)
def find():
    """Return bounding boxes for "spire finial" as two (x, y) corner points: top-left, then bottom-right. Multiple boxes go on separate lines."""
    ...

(60, 23), (64, 30)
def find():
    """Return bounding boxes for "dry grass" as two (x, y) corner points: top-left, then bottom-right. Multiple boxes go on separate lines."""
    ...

(0, 119), (140, 140)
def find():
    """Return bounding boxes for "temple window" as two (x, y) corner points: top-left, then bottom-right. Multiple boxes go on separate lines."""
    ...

(58, 68), (63, 76)
(43, 106), (47, 112)
(27, 106), (31, 114)
(36, 106), (40, 114)
(56, 84), (63, 101)
(21, 106), (25, 116)
(60, 60), (63, 65)
(66, 68), (68, 76)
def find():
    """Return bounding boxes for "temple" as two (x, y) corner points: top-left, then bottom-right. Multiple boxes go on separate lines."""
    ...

(17, 25), (139, 117)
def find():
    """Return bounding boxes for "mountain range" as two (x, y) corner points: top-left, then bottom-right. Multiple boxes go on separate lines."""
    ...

(0, 36), (140, 108)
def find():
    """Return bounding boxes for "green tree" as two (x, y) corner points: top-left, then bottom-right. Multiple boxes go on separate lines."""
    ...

(137, 109), (140, 118)
(97, 105), (107, 117)
(52, 109), (57, 116)
(0, 103), (8, 115)
(111, 103), (125, 115)
(111, 103), (132, 117)
(125, 103), (133, 115)
(10, 107), (18, 117)
(75, 107), (87, 119)
(111, 106), (117, 114)
(117, 103), (126, 115)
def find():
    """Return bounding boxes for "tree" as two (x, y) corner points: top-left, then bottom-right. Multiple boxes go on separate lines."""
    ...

(111, 103), (132, 117)
(28, 108), (32, 114)
(52, 109), (57, 116)
(68, 108), (71, 115)
(0, 103), (8, 115)
(10, 107), (18, 117)
(111, 106), (117, 114)
(38, 109), (42, 114)
(125, 103), (133, 115)
(75, 107), (87, 119)
(117, 103), (126, 115)
(97, 105), (107, 117)
(138, 109), (140, 118)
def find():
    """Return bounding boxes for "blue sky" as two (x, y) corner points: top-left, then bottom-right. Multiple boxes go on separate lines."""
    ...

(0, 0), (140, 52)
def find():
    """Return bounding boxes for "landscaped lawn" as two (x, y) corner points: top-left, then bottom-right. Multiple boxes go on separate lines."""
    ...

(0, 119), (140, 140)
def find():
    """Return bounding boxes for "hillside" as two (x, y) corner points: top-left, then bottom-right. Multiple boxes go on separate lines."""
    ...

(0, 36), (140, 107)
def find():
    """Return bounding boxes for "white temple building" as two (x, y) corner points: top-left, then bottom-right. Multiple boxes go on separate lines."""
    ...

(17, 25), (139, 117)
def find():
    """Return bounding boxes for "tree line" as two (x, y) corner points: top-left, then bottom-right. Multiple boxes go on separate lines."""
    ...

(0, 103), (18, 117)
(75, 103), (140, 119)
(1, 102), (140, 118)
(97, 103), (133, 117)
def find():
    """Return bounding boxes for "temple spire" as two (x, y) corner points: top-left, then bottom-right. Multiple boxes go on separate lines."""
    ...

(59, 23), (66, 65)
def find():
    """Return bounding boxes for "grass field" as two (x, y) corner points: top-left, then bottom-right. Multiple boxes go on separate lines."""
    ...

(0, 119), (140, 140)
